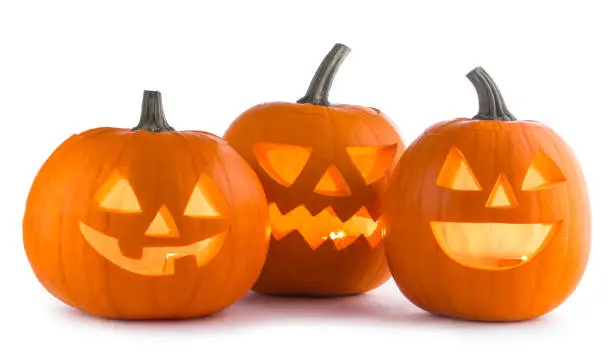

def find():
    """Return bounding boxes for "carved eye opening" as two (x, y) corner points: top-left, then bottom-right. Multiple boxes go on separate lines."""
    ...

(436, 147), (482, 191)
(521, 150), (566, 191)
(95, 171), (142, 213)
(253, 143), (313, 187)
(346, 144), (397, 184)
(184, 174), (229, 218)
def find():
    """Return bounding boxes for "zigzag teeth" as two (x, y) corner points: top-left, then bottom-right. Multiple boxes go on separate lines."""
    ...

(268, 203), (382, 250)
(271, 203), (374, 222)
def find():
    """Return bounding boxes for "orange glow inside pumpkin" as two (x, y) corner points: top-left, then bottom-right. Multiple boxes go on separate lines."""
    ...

(80, 222), (227, 275)
(95, 171), (142, 213)
(254, 143), (396, 250)
(80, 172), (229, 276)
(346, 144), (397, 184)
(436, 147), (482, 191)
(253, 143), (312, 187)
(432, 148), (567, 270)
(485, 174), (518, 208)
(522, 150), (566, 191)
(268, 204), (383, 250)
(314, 164), (351, 196)
(253, 143), (397, 191)
(145, 205), (179, 238)
(430, 221), (560, 270)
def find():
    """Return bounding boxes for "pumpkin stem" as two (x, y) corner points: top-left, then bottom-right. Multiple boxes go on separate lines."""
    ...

(467, 67), (517, 121)
(131, 90), (175, 132)
(297, 43), (351, 106)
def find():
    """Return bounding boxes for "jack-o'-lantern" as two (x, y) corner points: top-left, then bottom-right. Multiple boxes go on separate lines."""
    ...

(225, 43), (405, 296)
(23, 91), (270, 319)
(383, 67), (590, 321)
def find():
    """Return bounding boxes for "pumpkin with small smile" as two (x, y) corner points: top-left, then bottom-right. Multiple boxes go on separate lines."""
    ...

(383, 67), (590, 321)
(23, 91), (270, 319)
(225, 44), (404, 296)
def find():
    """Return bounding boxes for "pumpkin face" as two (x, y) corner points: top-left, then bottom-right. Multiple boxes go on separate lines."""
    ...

(249, 104), (399, 251)
(23, 91), (270, 319)
(383, 68), (590, 322)
(430, 142), (573, 270)
(78, 156), (231, 277)
(225, 44), (404, 296)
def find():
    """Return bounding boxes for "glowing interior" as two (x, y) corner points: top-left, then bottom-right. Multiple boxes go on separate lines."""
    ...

(522, 150), (566, 191)
(430, 221), (558, 269)
(268, 204), (382, 250)
(83, 172), (231, 275)
(437, 147), (482, 191)
(145, 206), (179, 238)
(486, 174), (518, 208)
(314, 164), (351, 196)
(346, 144), (397, 184)
(79, 222), (227, 276)
(184, 184), (221, 217)
(253, 143), (312, 187)
(96, 172), (142, 213)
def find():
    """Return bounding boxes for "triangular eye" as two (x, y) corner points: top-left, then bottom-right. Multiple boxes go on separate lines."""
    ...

(184, 174), (229, 218)
(314, 164), (351, 196)
(522, 150), (566, 191)
(436, 147), (482, 191)
(253, 143), (312, 187)
(346, 144), (397, 184)
(96, 172), (141, 213)
(184, 186), (220, 217)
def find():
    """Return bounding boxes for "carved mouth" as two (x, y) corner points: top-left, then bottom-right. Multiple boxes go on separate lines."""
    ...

(79, 222), (227, 276)
(430, 221), (561, 270)
(269, 204), (383, 250)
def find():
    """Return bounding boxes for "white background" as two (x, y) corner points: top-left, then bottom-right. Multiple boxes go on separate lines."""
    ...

(1, 0), (610, 351)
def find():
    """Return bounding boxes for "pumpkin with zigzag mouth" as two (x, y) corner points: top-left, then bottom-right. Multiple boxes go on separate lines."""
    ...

(225, 44), (404, 296)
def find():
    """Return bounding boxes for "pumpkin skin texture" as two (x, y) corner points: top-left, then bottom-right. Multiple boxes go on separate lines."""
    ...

(383, 67), (590, 322)
(224, 44), (404, 296)
(23, 91), (270, 319)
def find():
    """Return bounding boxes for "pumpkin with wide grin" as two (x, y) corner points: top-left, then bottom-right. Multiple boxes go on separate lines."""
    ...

(383, 67), (590, 322)
(23, 91), (270, 319)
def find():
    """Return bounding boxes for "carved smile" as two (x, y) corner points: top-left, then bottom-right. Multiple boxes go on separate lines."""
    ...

(269, 204), (383, 250)
(79, 222), (227, 276)
(430, 221), (561, 270)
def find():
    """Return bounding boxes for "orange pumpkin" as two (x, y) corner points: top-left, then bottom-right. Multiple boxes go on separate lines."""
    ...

(383, 67), (590, 321)
(23, 91), (270, 319)
(225, 44), (405, 296)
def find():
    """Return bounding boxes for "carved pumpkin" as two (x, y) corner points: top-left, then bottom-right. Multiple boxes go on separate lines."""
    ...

(225, 44), (405, 296)
(383, 67), (590, 321)
(23, 91), (270, 319)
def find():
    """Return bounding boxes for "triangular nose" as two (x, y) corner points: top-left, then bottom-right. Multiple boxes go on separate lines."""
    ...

(314, 164), (351, 196)
(486, 174), (518, 208)
(145, 205), (179, 238)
